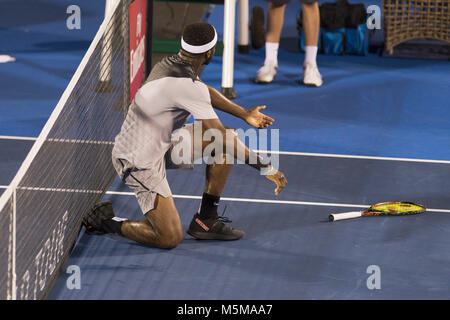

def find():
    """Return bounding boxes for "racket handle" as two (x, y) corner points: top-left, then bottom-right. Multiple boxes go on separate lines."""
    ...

(329, 211), (362, 222)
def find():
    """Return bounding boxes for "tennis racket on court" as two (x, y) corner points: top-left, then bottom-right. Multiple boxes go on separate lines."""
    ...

(329, 202), (426, 222)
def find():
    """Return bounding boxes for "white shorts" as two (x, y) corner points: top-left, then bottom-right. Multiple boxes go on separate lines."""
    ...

(112, 123), (195, 214)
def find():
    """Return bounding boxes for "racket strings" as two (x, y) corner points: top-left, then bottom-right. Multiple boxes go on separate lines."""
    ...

(370, 202), (425, 214)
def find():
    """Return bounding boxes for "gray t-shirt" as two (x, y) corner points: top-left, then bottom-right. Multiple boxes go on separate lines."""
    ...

(112, 55), (218, 169)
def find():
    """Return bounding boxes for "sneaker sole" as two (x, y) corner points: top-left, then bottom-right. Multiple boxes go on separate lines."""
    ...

(302, 80), (322, 87)
(187, 230), (244, 241)
(254, 79), (273, 84)
(254, 74), (276, 84)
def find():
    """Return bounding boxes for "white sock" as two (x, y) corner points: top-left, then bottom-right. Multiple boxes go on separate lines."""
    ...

(304, 46), (318, 67)
(264, 42), (279, 65)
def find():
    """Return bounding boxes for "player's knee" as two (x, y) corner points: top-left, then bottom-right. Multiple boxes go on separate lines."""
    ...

(158, 226), (183, 249)
(159, 235), (182, 249)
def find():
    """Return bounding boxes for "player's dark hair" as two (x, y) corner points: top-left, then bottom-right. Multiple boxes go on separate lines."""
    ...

(182, 22), (216, 48)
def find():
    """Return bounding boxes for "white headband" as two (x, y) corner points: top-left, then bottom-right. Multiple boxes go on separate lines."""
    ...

(181, 28), (218, 54)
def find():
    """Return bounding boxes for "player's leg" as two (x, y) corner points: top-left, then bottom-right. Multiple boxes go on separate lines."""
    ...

(84, 194), (183, 249)
(187, 126), (244, 240)
(255, 1), (288, 83)
(84, 155), (184, 249)
(301, 0), (323, 86)
(266, 1), (286, 44)
(199, 161), (232, 218)
(121, 195), (183, 249)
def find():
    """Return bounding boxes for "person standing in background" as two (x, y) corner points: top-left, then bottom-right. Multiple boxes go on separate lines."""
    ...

(255, 0), (323, 87)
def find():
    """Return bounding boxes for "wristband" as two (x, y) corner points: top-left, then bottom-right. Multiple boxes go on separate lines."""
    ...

(260, 165), (276, 176)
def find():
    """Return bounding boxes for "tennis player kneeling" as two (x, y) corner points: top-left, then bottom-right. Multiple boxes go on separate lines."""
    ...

(83, 22), (287, 249)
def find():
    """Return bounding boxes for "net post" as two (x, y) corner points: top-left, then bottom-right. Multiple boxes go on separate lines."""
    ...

(237, 0), (249, 54)
(221, 0), (237, 99)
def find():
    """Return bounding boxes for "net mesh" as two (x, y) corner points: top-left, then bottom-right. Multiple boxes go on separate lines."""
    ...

(0, 0), (133, 300)
(0, 198), (12, 300)
(383, 0), (450, 53)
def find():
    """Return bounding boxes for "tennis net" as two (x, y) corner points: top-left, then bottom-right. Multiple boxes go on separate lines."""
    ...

(0, 0), (143, 299)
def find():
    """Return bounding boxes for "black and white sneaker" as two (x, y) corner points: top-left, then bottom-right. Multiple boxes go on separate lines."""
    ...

(187, 213), (245, 241)
(83, 201), (115, 235)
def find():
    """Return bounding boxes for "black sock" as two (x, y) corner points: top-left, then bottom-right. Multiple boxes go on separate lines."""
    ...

(199, 193), (220, 219)
(101, 219), (123, 235)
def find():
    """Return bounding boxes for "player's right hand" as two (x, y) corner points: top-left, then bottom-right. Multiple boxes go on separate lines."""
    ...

(266, 170), (287, 196)
(244, 105), (275, 129)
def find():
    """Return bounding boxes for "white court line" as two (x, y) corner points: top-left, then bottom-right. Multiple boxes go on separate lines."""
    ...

(2, 185), (449, 213)
(255, 150), (450, 164)
(1, 134), (450, 164)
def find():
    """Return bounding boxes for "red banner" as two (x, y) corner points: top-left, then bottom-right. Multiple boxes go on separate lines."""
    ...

(129, 0), (147, 102)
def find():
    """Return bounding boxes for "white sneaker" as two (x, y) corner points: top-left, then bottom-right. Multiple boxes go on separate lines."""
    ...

(303, 63), (323, 87)
(255, 61), (278, 84)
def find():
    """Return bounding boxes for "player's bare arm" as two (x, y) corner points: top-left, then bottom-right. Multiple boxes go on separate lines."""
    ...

(207, 85), (275, 129)
(200, 118), (287, 195)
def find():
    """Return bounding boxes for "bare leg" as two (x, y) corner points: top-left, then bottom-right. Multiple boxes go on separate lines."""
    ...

(266, 3), (286, 43)
(255, 3), (286, 83)
(121, 195), (183, 249)
(301, 2), (320, 46)
(301, 2), (322, 86)
(199, 124), (233, 197)
(195, 124), (233, 221)
(204, 162), (232, 197)
(187, 126), (244, 240)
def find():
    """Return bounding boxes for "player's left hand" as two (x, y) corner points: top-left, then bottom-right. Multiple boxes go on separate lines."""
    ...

(266, 170), (287, 196)
(244, 105), (274, 129)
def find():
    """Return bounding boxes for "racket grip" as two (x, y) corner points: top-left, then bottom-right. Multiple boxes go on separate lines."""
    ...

(329, 211), (362, 222)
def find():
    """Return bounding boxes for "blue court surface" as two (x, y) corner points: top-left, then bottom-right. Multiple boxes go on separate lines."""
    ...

(1, 0), (450, 300)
